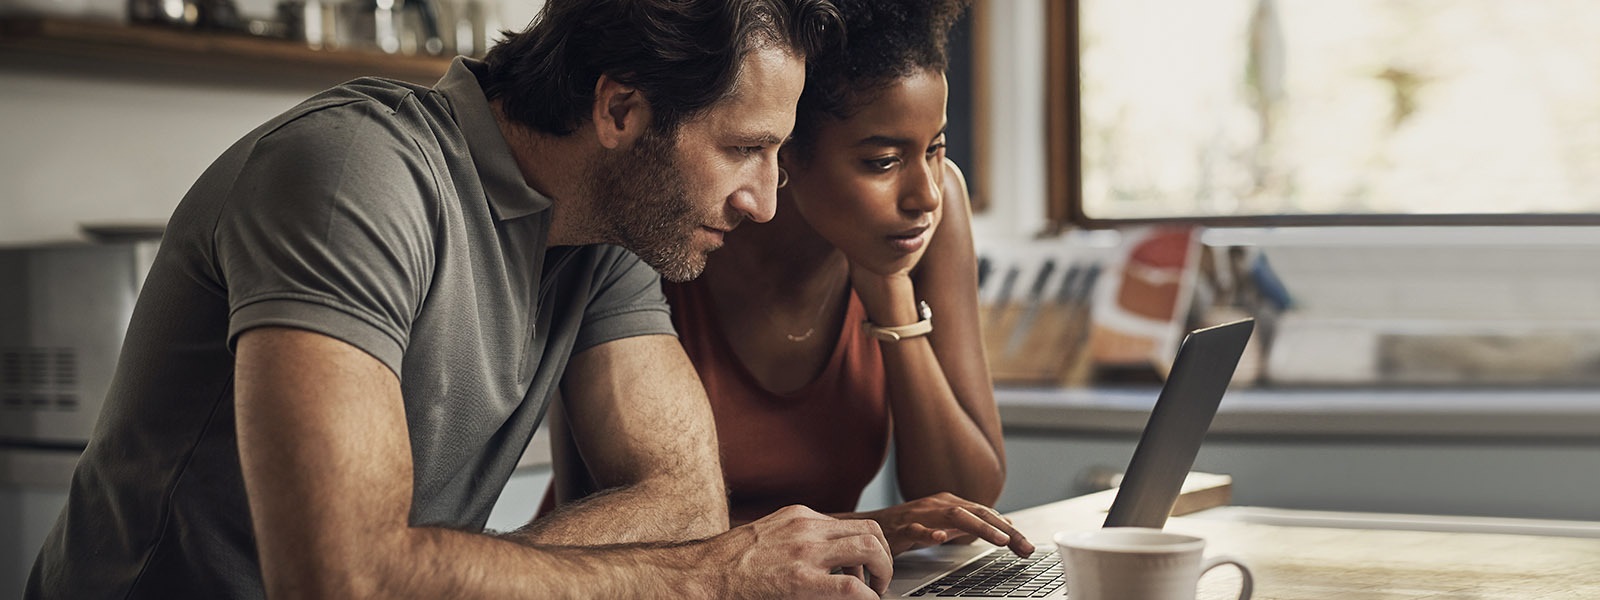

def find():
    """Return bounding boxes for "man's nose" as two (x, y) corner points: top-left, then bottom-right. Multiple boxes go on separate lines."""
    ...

(730, 160), (781, 224)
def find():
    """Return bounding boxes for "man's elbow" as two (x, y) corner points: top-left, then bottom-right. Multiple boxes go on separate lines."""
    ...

(260, 533), (415, 600)
(651, 468), (730, 536)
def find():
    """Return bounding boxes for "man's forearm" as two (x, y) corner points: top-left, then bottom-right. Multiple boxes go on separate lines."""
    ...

(275, 524), (713, 600)
(506, 476), (729, 546)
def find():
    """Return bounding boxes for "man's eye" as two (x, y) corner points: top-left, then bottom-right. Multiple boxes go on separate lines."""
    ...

(926, 142), (947, 159)
(737, 146), (763, 157)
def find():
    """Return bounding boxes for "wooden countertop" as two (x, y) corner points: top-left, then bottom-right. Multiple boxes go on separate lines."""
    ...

(1002, 477), (1600, 599)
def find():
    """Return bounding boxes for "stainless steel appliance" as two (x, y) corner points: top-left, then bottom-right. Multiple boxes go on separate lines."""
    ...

(0, 241), (155, 447)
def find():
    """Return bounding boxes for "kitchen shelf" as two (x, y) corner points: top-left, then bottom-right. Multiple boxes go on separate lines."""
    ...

(0, 16), (453, 84)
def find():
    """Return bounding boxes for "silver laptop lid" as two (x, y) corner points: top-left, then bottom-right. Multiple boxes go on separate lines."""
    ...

(1102, 318), (1254, 529)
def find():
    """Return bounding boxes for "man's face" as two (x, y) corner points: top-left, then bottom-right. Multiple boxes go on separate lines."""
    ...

(588, 45), (806, 282)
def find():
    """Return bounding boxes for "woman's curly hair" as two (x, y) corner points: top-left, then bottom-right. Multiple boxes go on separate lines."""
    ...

(789, 0), (969, 157)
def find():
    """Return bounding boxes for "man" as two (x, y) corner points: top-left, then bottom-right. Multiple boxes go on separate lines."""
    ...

(27, 0), (894, 598)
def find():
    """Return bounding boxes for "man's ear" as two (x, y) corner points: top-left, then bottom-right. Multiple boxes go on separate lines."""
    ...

(591, 74), (652, 150)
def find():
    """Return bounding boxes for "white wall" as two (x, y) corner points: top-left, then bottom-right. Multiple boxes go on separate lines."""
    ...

(0, 0), (548, 246)
(0, 61), (322, 244)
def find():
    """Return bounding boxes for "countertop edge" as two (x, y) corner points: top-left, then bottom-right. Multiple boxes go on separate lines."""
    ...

(998, 387), (1600, 439)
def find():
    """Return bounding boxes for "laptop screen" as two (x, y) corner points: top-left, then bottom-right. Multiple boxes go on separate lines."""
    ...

(1103, 318), (1254, 529)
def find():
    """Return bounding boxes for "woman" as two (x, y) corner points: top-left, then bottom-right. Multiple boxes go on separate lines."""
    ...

(547, 0), (1030, 556)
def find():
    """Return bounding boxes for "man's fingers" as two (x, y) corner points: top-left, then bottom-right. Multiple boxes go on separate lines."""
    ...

(821, 533), (894, 594)
(841, 564), (864, 583)
(866, 519), (892, 560)
(828, 572), (884, 599)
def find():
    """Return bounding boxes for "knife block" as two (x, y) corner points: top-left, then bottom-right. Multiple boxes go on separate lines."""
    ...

(980, 300), (1094, 386)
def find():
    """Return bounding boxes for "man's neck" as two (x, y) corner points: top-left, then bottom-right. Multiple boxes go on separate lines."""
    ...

(490, 101), (598, 248)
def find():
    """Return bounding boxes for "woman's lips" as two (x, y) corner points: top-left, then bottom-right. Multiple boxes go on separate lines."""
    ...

(887, 225), (929, 253)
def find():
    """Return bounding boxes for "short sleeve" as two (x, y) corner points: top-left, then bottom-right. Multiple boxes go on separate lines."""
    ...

(570, 246), (677, 355)
(216, 101), (438, 377)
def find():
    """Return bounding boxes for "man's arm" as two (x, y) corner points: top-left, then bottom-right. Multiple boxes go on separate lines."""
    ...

(235, 327), (892, 599)
(510, 334), (728, 545)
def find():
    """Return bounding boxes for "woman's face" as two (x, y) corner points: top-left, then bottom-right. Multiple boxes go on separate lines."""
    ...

(784, 69), (949, 275)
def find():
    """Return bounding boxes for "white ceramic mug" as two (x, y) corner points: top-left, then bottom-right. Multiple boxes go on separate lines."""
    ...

(1054, 528), (1253, 600)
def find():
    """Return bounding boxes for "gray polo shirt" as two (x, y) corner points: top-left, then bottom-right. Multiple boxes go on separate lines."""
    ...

(27, 58), (676, 599)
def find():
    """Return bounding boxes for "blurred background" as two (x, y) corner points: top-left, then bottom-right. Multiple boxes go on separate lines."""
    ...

(4, 0), (1600, 595)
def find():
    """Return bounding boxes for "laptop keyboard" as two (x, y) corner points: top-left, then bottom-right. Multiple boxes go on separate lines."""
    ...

(907, 548), (1064, 597)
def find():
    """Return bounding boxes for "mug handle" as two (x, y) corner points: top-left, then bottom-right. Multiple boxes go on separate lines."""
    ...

(1200, 554), (1254, 600)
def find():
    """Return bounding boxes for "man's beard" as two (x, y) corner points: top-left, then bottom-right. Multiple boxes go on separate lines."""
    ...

(587, 129), (714, 283)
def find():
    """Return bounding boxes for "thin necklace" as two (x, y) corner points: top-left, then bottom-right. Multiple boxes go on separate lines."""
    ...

(772, 265), (848, 343)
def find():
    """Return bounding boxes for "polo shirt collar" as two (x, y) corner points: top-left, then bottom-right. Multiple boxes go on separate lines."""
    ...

(435, 57), (552, 221)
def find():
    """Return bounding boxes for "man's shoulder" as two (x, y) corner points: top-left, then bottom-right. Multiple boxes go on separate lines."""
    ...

(258, 77), (452, 146)
(306, 76), (437, 116)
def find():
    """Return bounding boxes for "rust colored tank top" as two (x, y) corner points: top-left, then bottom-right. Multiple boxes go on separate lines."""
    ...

(665, 277), (890, 523)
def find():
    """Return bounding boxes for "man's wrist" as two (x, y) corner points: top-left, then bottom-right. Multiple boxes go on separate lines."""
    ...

(674, 530), (736, 599)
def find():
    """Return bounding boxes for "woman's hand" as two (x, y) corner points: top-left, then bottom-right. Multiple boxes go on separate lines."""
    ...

(847, 493), (1035, 557)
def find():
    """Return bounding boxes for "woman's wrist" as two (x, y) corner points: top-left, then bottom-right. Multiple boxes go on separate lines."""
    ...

(852, 271), (921, 326)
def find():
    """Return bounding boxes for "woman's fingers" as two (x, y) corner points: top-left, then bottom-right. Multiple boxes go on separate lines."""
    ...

(967, 505), (1035, 556)
(917, 504), (1035, 557)
(882, 496), (1036, 557)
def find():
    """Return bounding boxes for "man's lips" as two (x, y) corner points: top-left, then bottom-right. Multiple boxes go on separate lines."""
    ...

(701, 225), (733, 246)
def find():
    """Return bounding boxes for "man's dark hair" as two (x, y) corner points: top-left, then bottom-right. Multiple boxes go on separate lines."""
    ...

(482, 0), (842, 137)
(789, 0), (968, 157)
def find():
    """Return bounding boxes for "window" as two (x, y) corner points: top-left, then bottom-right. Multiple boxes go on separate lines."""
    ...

(1049, 0), (1600, 227)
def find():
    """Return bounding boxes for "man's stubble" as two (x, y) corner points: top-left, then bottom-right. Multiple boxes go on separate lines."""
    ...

(587, 129), (719, 283)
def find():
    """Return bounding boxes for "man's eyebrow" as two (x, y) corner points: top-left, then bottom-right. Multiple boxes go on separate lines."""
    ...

(735, 133), (788, 146)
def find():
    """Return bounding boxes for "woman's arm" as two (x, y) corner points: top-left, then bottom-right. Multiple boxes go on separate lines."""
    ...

(858, 158), (1006, 504)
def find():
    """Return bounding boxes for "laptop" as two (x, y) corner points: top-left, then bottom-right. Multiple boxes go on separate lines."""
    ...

(884, 318), (1254, 598)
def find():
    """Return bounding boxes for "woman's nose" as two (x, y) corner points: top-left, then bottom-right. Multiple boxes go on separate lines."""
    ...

(901, 158), (942, 214)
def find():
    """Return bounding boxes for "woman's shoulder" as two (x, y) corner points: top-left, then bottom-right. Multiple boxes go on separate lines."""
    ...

(941, 158), (969, 197)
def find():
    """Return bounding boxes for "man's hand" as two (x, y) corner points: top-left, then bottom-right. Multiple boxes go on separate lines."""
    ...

(850, 493), (1035, 557)
(702, 505), (894, 599)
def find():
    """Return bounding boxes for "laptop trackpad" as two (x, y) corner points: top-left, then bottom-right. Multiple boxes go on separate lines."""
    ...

(886, 544), (996, 597)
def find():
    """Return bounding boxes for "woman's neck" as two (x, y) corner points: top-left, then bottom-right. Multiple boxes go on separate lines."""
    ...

(697, 195), (854, 393)
(706, 195), (846, 304)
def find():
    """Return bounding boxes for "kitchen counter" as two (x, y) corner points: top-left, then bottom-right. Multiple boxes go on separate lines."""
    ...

(997, 386), (1600, 439)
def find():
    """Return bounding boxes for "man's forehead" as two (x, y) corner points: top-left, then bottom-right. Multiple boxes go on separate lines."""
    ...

(686, 46), (805, 138)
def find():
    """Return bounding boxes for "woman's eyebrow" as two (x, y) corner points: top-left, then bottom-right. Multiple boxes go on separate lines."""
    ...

(854, 126), (949, 149)
(854, 134), (913, 148)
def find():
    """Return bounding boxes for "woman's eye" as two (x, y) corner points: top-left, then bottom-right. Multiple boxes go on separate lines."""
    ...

(866, 157), (900, 172)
